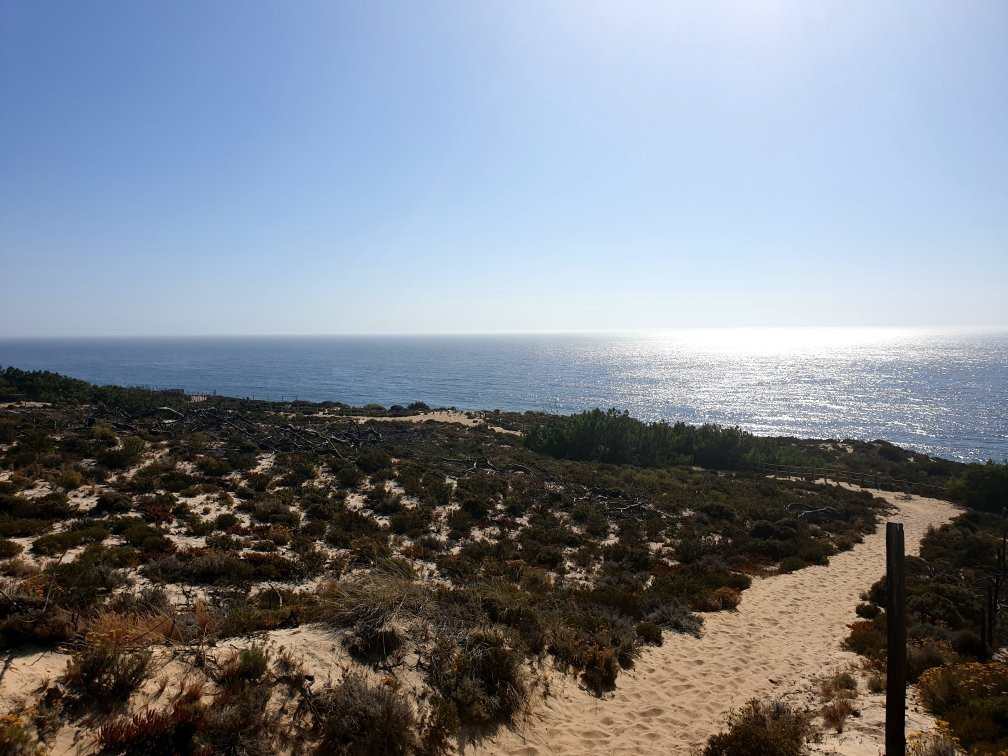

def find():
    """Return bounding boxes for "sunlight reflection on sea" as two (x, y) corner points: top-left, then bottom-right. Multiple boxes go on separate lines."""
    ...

(1, 328), (1005, 462)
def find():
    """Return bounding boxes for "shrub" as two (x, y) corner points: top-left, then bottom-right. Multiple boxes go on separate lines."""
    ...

(676, 533), (706, 564)
(214, 589), (320, 637)
(196, 455), (232, 476)
(855, 602), (880, 619)
(32, 523), (109, 556)
(646, 601), (703, 637)
(0, 713), (44, 756)
(0, 538), (22, 558)
(64, 641), (152, 702)
(867, 671), (886, 694)
(215, 512), (241, 530)
(365, 485), (403, 516)
(251, 500), (300, 527)
(906, 728), (961, 756)
(704, 698), (817, 756)
(842, 619), (886, 660)
(333, 463), (363, 488)
(0, 592), (74, 647)
(797, 540), (833, 566)
(907, 639), (956, 682)
(778, 557), (805, 574)
(425, 630), (528, 727)
(635, 621), (663, 646)
(201, 680), (273, 753)
(821, 668), (857, 699)
(47, 544), (130, 610)
(389, 505), (433, 537)
(205, 533), (244, 551)
(325, 507), (387, 549)
(581, 646), (618, 695)
(356, 448), (392, 478)
(822, 698), (855, 733)
(711, 587), (741, 610)
(218, 645), (270, 689)
(120, 522), (173, 553)
(136, 493), (177, 524)
(917, 661), (1008, 751)
(312, 670), (417, 755)
(0, 517), (51, 538)
(97, 705), (201, 755)
(343, 615), (405, 665)
(92, 490), (132, 514)
(98, 436), (147, 470)
(59, 468), (86, 490)
(19, 492), (73, 519)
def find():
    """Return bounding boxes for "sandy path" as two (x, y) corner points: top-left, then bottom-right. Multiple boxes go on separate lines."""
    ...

(478, 490), (958, 756)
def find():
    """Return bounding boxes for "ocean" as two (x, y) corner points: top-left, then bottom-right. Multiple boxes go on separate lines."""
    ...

(1, 328), (1005, 463)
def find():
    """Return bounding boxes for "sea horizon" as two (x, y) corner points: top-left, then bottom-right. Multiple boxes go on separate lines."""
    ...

(2, 327), (1006, 464)
(3, 324), (1007, 339)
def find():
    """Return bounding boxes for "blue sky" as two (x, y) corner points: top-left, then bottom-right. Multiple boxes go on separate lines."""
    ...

(1, 1), (1006, 336)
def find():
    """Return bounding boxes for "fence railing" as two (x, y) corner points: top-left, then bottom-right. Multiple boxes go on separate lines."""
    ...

(749, 462), (944, 496)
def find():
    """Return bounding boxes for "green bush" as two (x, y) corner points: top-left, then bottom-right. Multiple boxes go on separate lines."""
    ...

(312, 670), (417, 756)
(0, 537), (23, 558)
(64, 642), (152, 702)
(946, 461), (1008, 512)
(0, 517), (51, 537)
(704, 698), (816, 756)
(98, 436), (147, 470)
(0, 713), (44, 755)
(842, 619), (886, 660)
(635, 621), (663, 646)
(365, 485), (402, 516)
(332, 463), (363, 488)
(918, 662), (1008, 752)
(855, 602), (880, 619)
(356, 448), (392, 478)
(31, 523), (109, 555)
(92, 490), (132, 514)
(196, 455), (232, 476)
(645, 601), (703, 637)
(218, 645), (269, 689)
(425, 629), (528, 727)
(778, 556), (806, 574)
(389, 505), (433, 537)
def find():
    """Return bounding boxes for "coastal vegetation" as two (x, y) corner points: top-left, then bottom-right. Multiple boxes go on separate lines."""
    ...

(526, 407), (1006, 499)
(842, 507), (1008, 753)
(0, 367), (1002, 752)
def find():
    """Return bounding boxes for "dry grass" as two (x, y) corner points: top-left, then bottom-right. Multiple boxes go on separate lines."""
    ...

(86, 607), (184, 646)
(820, 667), (858, 700)
(866, 670), (886, 694)
(821, 698), (856, 733)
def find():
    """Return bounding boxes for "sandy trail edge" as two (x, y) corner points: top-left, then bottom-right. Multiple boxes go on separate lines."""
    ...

(476, 490), (959, 756)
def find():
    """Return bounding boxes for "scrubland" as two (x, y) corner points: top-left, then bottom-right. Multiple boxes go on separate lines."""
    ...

(0, 367), (1004, 754)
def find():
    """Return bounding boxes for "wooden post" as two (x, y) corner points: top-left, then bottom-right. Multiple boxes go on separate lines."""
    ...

(988, 585), (996, 645)
(982, 607), (990, 657)
(886, 522), (906, 756)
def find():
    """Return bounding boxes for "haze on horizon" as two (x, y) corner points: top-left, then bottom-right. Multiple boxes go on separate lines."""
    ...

(1, 1), (1006, 338)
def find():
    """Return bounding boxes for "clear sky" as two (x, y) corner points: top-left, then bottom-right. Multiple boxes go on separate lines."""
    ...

(1, 1), (1006, 336)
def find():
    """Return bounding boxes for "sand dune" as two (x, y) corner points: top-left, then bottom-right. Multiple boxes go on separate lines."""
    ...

(477, 490), (958, 756)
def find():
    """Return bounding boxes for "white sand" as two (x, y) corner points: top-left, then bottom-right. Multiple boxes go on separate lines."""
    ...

(321, 409), (521, 435)
(477, 490), (958, 756)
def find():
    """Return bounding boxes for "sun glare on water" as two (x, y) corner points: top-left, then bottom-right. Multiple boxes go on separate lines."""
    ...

(636, 327), (920, 357)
